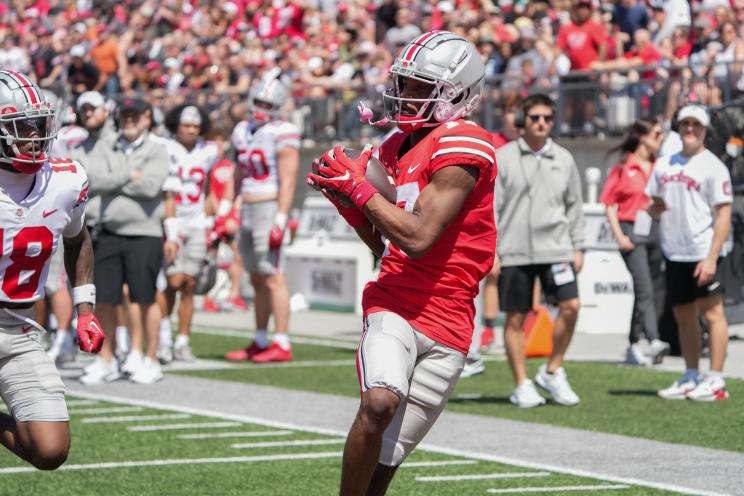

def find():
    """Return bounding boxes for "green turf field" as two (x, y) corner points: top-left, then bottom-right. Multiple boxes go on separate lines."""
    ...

(179, 328), (744, 454)
(0, 396), (681, 495)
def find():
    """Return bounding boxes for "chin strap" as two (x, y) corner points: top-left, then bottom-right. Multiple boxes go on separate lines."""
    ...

(357, 101), (390, 127)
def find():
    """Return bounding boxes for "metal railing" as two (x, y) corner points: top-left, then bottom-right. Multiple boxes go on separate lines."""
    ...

(51, 59), (744, 142)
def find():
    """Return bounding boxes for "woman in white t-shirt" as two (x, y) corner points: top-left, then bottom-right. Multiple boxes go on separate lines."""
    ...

(646, 104), (732, 402)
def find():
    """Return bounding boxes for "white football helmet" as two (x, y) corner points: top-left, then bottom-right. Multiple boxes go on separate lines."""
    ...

(248, 76), (288, 123)
(0, 69), (56, 173)
(383, 31), (485, 130)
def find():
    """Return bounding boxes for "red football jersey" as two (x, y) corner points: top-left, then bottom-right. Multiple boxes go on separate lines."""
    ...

(208, 159), (235, 201)
(363, 120), (497, 354)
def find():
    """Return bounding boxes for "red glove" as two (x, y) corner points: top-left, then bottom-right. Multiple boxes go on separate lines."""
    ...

(77, 313), (104, 353)
(268, 226), (284, 250)
(322, 190), (366, 228)
(306, 145), (379, 209)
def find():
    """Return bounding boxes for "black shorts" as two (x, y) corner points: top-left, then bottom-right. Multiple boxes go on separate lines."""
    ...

(498, 263), (579, 313)
(94, 232), (163, 305)
(665, 257), (725, 307)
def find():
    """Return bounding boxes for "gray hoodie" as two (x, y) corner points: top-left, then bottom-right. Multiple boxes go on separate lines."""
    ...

(84, 131), (169, 237)
(495, 138), (585, 266)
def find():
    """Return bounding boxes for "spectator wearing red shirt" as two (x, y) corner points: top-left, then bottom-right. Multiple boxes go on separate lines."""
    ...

(591, 29), (661, 75)
(600, 119), (670, 366)
(556, 0), (608, 134)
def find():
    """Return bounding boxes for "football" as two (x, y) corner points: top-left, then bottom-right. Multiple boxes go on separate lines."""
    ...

(318, 148), (397, 206)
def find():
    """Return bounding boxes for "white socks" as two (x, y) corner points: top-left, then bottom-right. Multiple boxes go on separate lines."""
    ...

(174, 334), (189, 349)
(115, 326), (130, 355)
(159, 319), (173, 348)
(274, 332), (290, 350)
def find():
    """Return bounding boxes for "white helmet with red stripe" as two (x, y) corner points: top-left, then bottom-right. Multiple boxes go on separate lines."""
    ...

(248, 75), (288, 123)
(0, 69), (56, 174)
(383, 31), (485, 130)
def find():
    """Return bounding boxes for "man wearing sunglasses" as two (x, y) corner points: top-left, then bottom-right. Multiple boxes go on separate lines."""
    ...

(492, 93), (586, 408)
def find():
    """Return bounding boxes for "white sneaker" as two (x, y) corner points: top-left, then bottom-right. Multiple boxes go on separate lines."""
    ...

(658, 376), (698, 400)
(47, 330), (76, 364)
(510, 379), (546, 408)
(121, 350), (144, 376)
(624, 344), (649, 367)
(647, 339), (671, 365)
(157, 346), (174, 365)
(173, 343), (196, 362)
(686, 375), (729, 401)
(129, 357), (163, 384)
(460, 357), (485, 378)
(79, 357), (121, 385)
(535, 364), (580, 406)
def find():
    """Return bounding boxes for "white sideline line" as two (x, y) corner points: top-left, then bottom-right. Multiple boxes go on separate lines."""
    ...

(0, 451), (342, 474)
(487, 484), (629, 493)
(400, 460), (477, 468)
(128, 421), (242, 432)
(179, 430), (293, 440)
(417, 445), (725, 496)
(192, 327), (359, 350)
(231, 439), (346, 449)
(65, 400), (99, 407)
(65, 391), (728, 496)
(69, 407), (144, 415)
(81, 414), (191, 424)
(417, 472), (550, 482)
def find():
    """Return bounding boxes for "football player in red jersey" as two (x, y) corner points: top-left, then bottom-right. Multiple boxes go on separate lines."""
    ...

(0, 70), (103, 470)
(307, 32), (497, 495)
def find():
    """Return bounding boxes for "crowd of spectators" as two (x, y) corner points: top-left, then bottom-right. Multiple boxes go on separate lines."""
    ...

(4, 0), (744, 138)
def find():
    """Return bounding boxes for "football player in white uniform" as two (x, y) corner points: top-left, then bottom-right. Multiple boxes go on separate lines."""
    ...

(160, 104), (221, 361)
(226, 76), (299, 363)
(0, 69), (104, 470)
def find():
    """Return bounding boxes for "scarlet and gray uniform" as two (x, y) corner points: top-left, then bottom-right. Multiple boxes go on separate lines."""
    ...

(0, 158), (88, 421)
(231, 119), (300, 275)
(161, 138), (219, 276)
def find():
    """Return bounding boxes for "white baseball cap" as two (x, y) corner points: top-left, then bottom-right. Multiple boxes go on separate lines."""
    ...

(76, 91), (105, 110)
(677, 104), (710, 127)
(70, 44), (86, 58)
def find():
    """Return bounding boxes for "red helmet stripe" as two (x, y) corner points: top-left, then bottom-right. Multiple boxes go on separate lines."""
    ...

(4, 70), (38, 105)
(403, 31), (445, 63)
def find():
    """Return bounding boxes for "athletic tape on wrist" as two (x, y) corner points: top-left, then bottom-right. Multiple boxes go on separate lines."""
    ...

(163, 217), (180, 242)
(73, 284), (96, 306)
(273, 212), (288, 230)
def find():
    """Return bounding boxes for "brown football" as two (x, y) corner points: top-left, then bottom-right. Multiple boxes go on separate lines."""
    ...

(319, 148), (397, 207)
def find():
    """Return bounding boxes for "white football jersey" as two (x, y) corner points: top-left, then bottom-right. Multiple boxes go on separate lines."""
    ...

(161, 138), (219, 226)
(0, 158), (88, 303)
(646, 149), (733, 262)
(50, 125), (89, 158)
(231, 120), (300, 196)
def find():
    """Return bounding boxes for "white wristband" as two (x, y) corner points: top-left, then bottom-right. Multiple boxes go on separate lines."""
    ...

(273, 212), (288, 230)
(163, 217), (180, 242)
(217, 199), (233, 217)
(73, 284), (96, 306)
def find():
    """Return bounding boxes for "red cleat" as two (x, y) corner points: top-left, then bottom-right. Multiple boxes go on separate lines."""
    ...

(251, 343), (293, 363)
(225, 341), (267, 362)
(480, 326), (495, 350)
(228, 295), (249, 311)
(203, 297), (221, 313)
